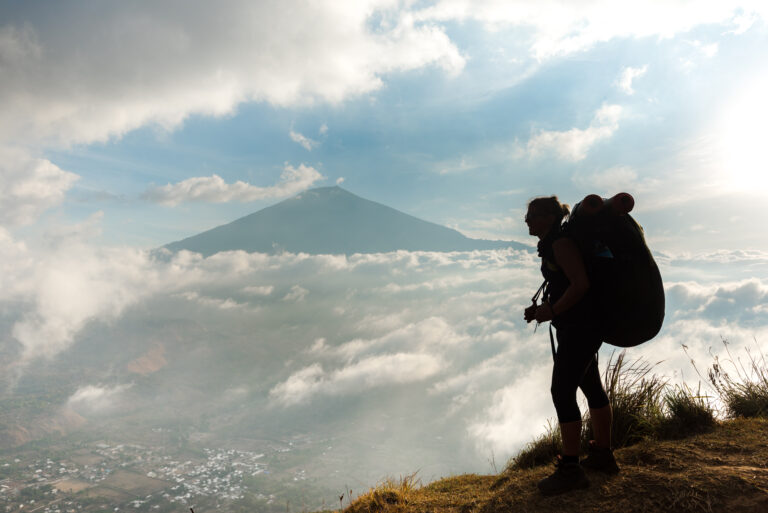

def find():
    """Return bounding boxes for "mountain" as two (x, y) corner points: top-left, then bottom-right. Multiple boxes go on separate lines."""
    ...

(164, 186), (529, 256)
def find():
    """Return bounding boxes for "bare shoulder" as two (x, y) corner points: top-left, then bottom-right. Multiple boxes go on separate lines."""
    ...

(552, 236), (588, 283)
(551, 237), (581, 263)
(551, 236), (578, 253)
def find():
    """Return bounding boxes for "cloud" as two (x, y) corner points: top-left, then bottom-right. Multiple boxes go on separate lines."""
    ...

(269, 352), (445, 406)
(268, 364), (325, 406)
(0, 24), (41, 64)
(450, 216), (518, 241)
(665, 278), (768, 326)
(661, 249), (768, 266)
(42, 211), (105, 247)
(630, 315), (768, 396)
(437, 156), (477, 175)
(329, 352), (444, 388)
(728, 10), (762, 34)
(467, 362), (554, 457)
(525, 104), (622, 161)
(327, 317), (469, 362)
(319, 123), (329, 135)
(430, 349), (514, 396)
(414, 1), (764, 59)
(143, 163), (323, 205)
(3, 218), (768, 469)
(379, 276), (467, 293)
(178, 291), (250, 310)
(0, 146), (79, 227)
(690, 40), (719, 58)
(571, 165), (659, 194)
(1, 240), (345, 365)
(9, 243), (158, 363)
(308, 338), (327, 354)
(289, 130), (319, 151)
(282, 285), (309, 302)
(222, 386), (249, 402)
(66, 384), (132, 414)
(242, 285), (274, 296)
(0, 1), (464, 147)
(617, 65), (648, 95)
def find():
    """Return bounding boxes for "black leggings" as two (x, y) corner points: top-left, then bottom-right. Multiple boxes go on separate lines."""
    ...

(550, 323), (610, 423)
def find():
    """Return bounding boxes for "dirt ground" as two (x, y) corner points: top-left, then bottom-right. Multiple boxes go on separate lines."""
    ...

(68, 450), (104, 466)
(53, 478), (92, 493)
(98, 469), (170, 495)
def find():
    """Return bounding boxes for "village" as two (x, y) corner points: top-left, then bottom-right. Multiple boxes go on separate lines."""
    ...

(0, 436), (310, 513)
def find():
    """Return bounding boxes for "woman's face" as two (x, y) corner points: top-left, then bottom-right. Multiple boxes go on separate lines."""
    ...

(525, 205), (555, 238)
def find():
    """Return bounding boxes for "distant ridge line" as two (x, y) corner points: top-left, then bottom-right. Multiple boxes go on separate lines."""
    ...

(164, 186), (530, 257)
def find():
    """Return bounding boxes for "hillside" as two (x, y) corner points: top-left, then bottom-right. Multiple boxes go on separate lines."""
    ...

(344, 417), (768, 513)
(164, 186), (527, 256)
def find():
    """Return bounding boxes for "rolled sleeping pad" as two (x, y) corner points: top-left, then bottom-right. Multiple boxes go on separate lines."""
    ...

(576, 194), (604, 216)
(605, 192), (634, 215)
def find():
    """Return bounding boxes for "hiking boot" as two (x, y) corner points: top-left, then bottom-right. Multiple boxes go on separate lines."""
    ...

(537, 456), (589, 496)
(580, 440), (620, 475)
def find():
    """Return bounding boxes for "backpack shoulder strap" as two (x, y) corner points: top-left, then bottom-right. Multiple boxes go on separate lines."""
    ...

(549, 324), (556, 359)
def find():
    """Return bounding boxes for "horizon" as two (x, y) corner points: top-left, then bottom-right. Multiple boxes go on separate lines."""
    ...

(1, 2), (767, 510)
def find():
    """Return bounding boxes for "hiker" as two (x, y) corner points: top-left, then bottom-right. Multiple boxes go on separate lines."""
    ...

(523, 196), (619, 496)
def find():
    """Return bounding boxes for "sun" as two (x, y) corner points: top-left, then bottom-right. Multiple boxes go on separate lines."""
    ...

(718, 75), (768, 193)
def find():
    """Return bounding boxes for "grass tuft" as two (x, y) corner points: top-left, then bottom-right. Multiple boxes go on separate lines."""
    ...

(706, 339), (768, 418)
(586, 351), (667, 448)
(345, 472), (420, 513)
(656, 384), (716, 438)
(506, 419), (561, 471)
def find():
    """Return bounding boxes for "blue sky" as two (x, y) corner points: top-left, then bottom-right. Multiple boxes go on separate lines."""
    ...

(2, 1), (768, 474)
(2, 1), (766, 253)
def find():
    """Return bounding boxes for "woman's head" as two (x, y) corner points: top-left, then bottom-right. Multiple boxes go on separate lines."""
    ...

(525, 196), (570, 238)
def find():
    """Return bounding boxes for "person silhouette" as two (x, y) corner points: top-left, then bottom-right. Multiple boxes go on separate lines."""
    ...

(523, 196), (619, 496)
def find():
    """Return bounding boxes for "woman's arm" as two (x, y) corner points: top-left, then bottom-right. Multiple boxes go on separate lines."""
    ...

(535, 237), (590, 322)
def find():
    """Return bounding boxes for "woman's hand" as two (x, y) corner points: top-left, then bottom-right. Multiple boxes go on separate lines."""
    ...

(524, 303), (537, 323)
(534, 302), (555, 323)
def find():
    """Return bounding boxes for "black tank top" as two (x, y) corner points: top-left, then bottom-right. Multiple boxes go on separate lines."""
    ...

(538, 228), (594, 328)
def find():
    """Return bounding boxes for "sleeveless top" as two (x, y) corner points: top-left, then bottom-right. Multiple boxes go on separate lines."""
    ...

(537, 227), (594, 328)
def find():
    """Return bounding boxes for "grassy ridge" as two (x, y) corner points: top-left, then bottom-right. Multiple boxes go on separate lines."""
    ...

(343, 341), (768, 513)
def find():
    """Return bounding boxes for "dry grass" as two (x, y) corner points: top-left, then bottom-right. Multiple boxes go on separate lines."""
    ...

(342, 418), (768, 513)
(706, 339), (768, 418)
(345, 473), (421, 513)
(656, 384), (716, 439)
(345, 473), (498, 513)
(507, 420), (561, 471)
(594, 351), (668, 448)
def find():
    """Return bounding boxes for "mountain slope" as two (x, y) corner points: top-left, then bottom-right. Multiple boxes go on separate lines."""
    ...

(164, 186), (528, 256)
(345, 417), (768, 513)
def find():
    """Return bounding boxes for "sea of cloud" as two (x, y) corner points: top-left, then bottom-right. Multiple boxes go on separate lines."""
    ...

(2, 224), (767, 474)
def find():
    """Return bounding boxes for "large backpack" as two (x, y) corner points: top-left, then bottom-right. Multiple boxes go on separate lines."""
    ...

(561, 193), (665, 347)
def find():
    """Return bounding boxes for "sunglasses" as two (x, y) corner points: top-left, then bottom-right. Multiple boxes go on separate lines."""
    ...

(524, 212), (542, 223)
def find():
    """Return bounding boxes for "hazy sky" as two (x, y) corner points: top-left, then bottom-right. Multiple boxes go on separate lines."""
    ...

(2, 0), (768, 471)
(1, 0), (766, 251)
